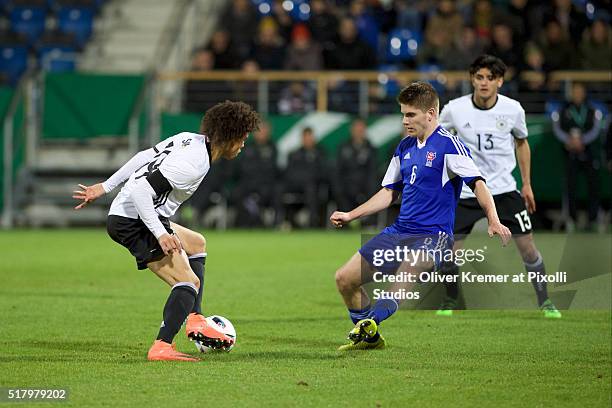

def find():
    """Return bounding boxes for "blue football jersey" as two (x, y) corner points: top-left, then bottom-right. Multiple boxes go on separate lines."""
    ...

(381, 126), (483, 236)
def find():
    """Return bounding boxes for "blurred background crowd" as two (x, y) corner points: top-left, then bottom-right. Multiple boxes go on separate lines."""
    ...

(184, 0), (611, 114)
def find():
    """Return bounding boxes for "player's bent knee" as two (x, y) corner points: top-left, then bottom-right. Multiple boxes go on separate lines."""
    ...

(335, 268), (358, 293)
(193, 233), (206, 254)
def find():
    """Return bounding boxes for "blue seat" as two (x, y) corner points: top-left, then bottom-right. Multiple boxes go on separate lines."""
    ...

(57, 6), (94, 46)
(9, 6), (47, 45)
(545, 99), (563, 118)
(355, 12), (379, 51)
(39, 45), (77, 71)
(0, 45), (29, 85)
(417, 64), (446, 95)
(251, 0), (272, 17)
(385, 28), (421, 63)
(283, 0), (310, 22)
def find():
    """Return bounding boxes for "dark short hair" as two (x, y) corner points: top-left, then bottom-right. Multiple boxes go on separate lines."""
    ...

(200, 101), (260, 159)
(396, 82), (439, 112)
(302, 126), (313, 134)
(469, 54), (507, 78)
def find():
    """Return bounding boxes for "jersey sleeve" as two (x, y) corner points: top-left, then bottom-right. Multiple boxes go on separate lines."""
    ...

(439, 103), (456, 133)
(511, 105), (528, 139)
(102, 147), (155, 193)
(381, 143), (403, 191)
(443, 135), (484, 188)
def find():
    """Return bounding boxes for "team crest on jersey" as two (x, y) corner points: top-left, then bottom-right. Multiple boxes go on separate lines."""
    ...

(496, 116), (509, 131)
(425, 151), (436, 167)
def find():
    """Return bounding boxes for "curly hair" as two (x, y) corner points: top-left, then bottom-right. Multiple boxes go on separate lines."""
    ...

(200, 101), (261, 161)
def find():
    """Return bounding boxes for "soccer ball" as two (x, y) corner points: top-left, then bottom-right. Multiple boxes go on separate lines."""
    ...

(194, 315), (236, 353)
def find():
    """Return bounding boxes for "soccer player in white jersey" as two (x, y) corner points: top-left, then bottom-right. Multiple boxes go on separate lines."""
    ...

(73, 101), (261, 361)
(438, 55), (561, 318)
(331, 82), (511, 351)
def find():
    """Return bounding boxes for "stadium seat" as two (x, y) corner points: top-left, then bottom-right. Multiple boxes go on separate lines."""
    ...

(385, 28), (421, 63)
(355, 12), (379, 51)
(39, 45), (77, 71)
(57, 6), (94, 47)
(8, 5), (47, 46)
(283, 0), (311, 22)
(417, 63), (446, 95)
(0, 45), (29, 85)
(545, 99), (563, 118)
(251, 0), (272, 17)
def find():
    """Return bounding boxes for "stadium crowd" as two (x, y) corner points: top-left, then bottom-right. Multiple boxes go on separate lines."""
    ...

(184, 0), (611, 114)
(183, 0), (611, 231)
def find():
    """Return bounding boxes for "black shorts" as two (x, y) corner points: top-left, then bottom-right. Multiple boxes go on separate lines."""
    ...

(107, 215), (174, 270)
(454, 191), (532, 237)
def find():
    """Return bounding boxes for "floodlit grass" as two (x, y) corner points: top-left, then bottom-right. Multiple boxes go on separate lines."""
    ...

(0, 230), (609, 407)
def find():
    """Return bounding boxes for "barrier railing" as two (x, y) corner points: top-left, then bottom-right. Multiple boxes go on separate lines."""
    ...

(156, 69), (612, 117)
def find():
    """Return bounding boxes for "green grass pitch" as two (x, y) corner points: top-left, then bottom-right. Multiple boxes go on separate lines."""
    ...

(0, 230), (610, 407)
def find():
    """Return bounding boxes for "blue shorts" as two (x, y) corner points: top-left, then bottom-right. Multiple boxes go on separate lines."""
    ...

(359, 227), (452, 274)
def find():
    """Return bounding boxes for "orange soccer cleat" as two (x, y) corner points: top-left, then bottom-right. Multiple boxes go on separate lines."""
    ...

(185, 313), (234, 350)
(147, 340), (199, 362)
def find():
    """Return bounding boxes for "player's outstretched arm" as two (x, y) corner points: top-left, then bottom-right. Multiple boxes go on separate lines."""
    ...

(73, 148), (156, 210)
(330, 187), (399, 228)
(472, 180), (512, 246)
(515, 138), (536, 213)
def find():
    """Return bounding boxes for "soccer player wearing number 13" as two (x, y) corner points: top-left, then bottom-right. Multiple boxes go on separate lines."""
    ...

(438, 55), (561, 318)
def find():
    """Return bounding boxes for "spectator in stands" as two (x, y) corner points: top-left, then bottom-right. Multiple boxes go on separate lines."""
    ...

(471, 0), (494, 42)
(208, 30), (236, 69)
(580, 19), (612, 70)
(222, 0), (257, 64)
(333, 118), (378, 216)
(543, 0), (589, 46)
(183, 48), (232, 114)
(189, 158), (234, 228)
(284, 24), (323, 71)
(252, 17), (286, 70)
(521, 44), (547, 92)
(271, 0), (294, 41)
(324, 16), (375, 113)
(308, 0), (339, 48)
(425, 0), (464, 50)
(277, 81), (316, 114)
(232, 121), (278, 227)
(349, 0), (380, 51)
(417, 28), (455, 68)
(486, 22), (522, 89)
(444, 26), (485, 70)
(233, 59), (260, 109)
(552, 82), (603, 230)
(324, 17), (375, 69)
(277, 127), (329, 227)
(538, 19), (576, 71)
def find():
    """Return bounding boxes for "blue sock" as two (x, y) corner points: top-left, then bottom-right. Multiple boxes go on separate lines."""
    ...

(348, 304), (372, 324)
(367, 299), (399, 324)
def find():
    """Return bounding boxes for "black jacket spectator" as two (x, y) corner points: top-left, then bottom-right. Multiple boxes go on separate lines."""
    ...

(324, 17), (375, 69)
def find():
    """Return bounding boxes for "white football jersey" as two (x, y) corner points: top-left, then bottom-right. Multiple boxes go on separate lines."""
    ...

(439, 94), (528, 199)
(109, 132), (210, 218)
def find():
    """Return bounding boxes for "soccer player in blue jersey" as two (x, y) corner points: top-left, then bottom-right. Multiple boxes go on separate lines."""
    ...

(330, 82), (512, 350)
